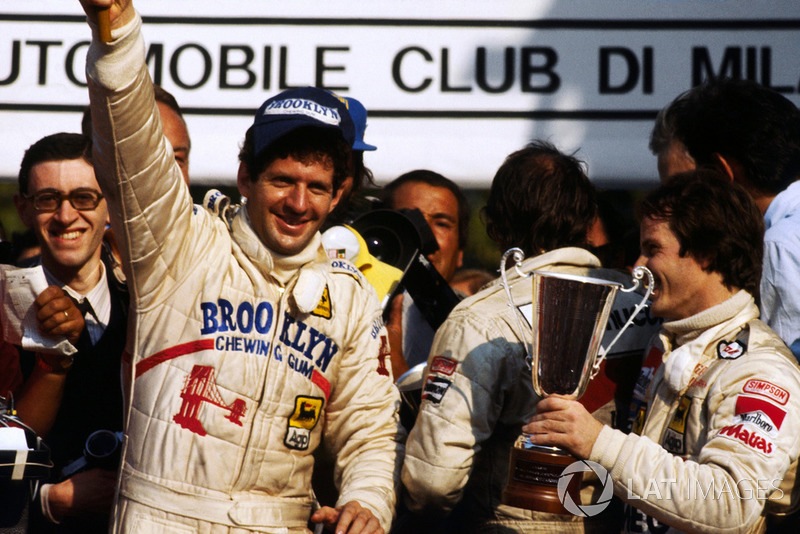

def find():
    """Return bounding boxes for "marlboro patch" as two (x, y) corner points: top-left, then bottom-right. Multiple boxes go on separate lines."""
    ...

(734, 395), (786, 437)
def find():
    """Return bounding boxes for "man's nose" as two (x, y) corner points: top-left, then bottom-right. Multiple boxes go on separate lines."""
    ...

(53, 198), (79, 224)
(285, 185), (308, 213)
(633, 255), (647, 269)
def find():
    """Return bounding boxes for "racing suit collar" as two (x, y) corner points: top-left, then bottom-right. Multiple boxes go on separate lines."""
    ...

(231, 205), (324, 287)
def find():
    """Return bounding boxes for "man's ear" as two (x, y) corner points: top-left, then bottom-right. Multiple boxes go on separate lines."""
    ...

(13, 193), (33, 227)
(327, 182), (345, 215)
(712, 153), (738, 182)
(329, 176), (353, 214)
(237, 162), (251, 198)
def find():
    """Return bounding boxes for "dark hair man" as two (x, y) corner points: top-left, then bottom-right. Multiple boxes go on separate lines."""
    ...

(384, 170), (470, 285)
(526, 171), (800, 533)
(381, 170), (470, 377)
(11, 132), (128, 532)
(650, 78), (800, 359)
(400, 141), (660, 532)
(76, 2), (402, 534)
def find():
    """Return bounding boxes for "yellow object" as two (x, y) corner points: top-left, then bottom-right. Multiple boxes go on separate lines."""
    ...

(346, 225), (404, 304)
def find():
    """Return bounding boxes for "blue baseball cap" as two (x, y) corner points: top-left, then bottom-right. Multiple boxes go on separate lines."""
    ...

(344, 96), (377, 151)
(253, 87), (356, 157)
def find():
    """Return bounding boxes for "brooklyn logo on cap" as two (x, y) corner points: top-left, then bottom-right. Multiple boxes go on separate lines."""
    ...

(262, 98), (341, 126)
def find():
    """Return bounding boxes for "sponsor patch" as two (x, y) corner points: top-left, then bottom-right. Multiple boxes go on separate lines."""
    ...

(662, 428), (686, 455)
(430, 356), (457, 376)
(717, 340), (746, 360)
(631, 403), (648, 436)
(668, 396), (691, 434)
(717, 423), (773, 455)
(422, 376), (452, 404)
(663, 396), (691, 454)
(734, 395), (786, 436)
(331, 260), (361, 282)
(263, 98), (341, 126)
(687, 363), (708, 389)
(311, 286), (332, 319)
(285, 396), (323, 450)
(743, 379), (790, 405)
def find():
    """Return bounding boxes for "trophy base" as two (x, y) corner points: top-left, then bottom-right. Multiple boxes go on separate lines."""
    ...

(502, 440), (582, 515)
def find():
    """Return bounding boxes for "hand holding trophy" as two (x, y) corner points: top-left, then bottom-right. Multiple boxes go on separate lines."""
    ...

(498, 248), (654, 514)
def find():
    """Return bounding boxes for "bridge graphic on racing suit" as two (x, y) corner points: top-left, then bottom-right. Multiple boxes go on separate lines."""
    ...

(173, 365), (247, 436)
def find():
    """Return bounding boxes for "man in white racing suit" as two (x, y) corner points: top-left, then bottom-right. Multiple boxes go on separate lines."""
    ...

(76, 2), (403, 533)
(400, 141), (661, 533)
(526, 171), (800, 534)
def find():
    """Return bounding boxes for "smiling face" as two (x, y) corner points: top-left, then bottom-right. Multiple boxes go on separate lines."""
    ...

(635, 216), (727, 321)
(239, 156), (343, 256)
(389, 181), (463, 282)
(15, 158), (108, 291)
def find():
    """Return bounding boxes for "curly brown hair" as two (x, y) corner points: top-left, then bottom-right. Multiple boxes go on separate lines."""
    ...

(637, 169), (764, 298)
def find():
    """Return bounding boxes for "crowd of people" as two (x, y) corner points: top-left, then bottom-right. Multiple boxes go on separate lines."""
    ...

(2, 1), (800, 533)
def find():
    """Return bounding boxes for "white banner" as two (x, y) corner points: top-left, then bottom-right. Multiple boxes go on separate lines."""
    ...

(1, 1), (799, 187)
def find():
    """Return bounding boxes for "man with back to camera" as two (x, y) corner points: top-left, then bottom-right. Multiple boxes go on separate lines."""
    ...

(400, 141), (661, 533)
(382, 170), (470, 378)
(650, 78), (800, 360)
(76, 1), (403, 533)
(526, 171), (800, 533)
(10, 132), (129, 533)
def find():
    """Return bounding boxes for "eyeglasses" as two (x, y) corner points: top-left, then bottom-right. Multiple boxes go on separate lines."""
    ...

(24, 188), (104, 212)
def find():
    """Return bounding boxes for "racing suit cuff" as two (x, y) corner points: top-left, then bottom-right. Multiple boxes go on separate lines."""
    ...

(588, 425), (628, 471)
(39, 483), (61, 524)
(86, 11), (144, 90)
(336, 491), (393, 533)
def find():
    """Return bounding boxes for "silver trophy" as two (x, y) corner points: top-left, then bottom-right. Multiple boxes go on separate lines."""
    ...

(499, 248), (654, 513)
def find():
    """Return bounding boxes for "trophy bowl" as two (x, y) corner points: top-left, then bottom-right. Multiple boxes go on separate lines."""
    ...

(531, 271), (621, 400)
(500, 260), (653, 514)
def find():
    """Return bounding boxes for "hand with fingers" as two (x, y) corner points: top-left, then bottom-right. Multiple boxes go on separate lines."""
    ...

(311, 501), (384, 534)
(522, 394), (605, 460)
(35, 285), (85, 345)
(75, 0), (136, 36)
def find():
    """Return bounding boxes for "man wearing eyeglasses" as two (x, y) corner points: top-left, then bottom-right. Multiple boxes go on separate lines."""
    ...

(11, 132), (129, 533)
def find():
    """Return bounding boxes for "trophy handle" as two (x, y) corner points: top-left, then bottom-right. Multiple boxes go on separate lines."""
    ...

(591, 265), (655, 380)
(500, 248), (535, 371)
